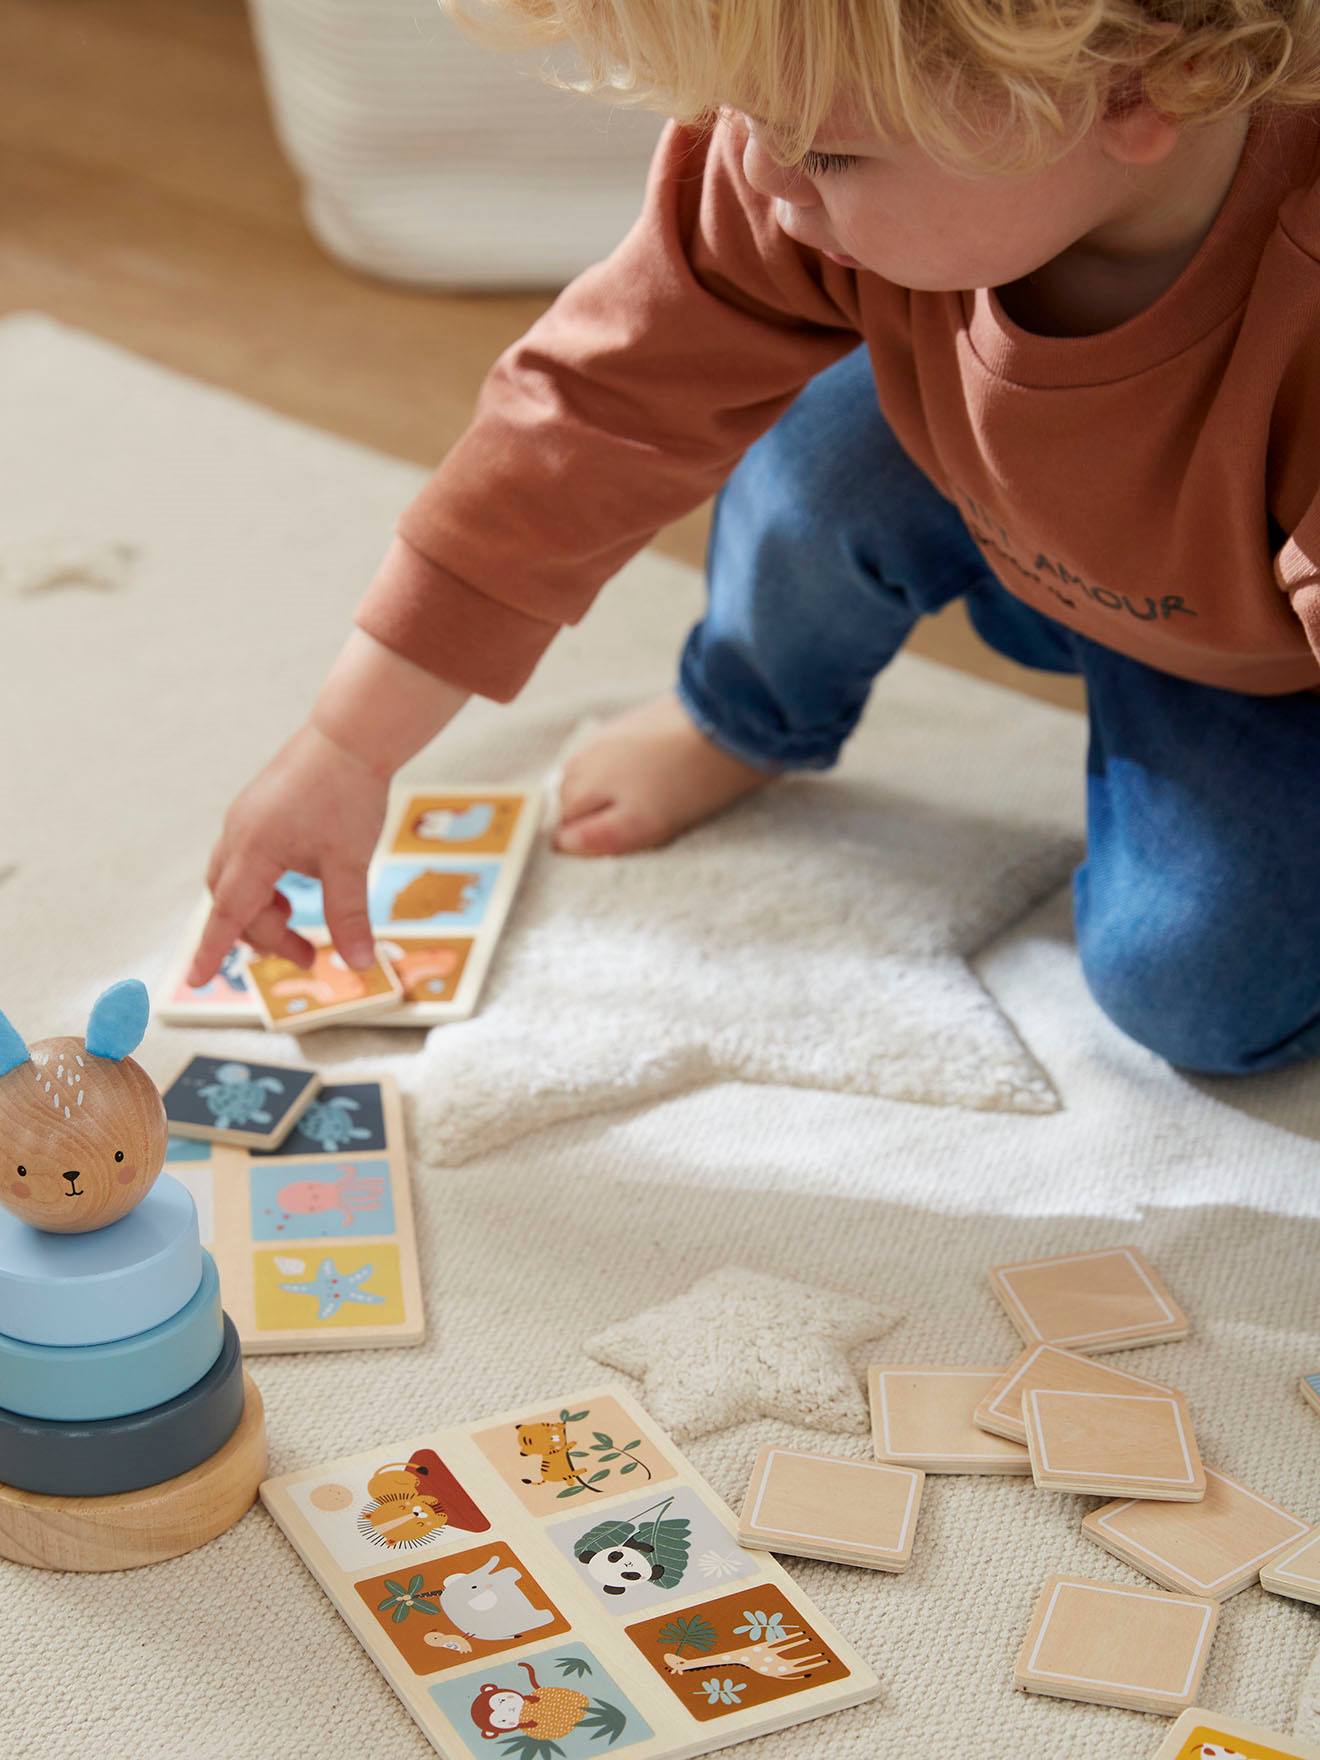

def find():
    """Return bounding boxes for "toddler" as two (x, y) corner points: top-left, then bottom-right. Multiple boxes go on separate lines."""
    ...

(189, 0), (1320, 1075)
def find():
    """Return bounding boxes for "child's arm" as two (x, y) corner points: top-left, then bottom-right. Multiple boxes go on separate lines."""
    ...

(187, 607), (468, 983)
(190, 116), (864, 981)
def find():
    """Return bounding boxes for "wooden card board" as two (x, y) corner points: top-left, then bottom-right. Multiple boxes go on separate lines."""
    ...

(1083, 1468), (1310, 1599)
(737, 1444), (925, 1571)
(974, 1343), (1179, 1444)
(1023, 1387), (1206, 1501)
(261, 1384), (881, 1759)
(244, 941), (404, 1033)
(1015, 1575), (1218, 1715)
(1301, 1372), (1320, 1419)
(163, 1074), (424, 1353)
(1152, 1708), (1320, 1758)
(868, 1366), (1030, 1474)
(157, 783), (542, 1028)
(162, 1054), (321, 1150)
(989, 1246), (1188, 1354)
(1260, 1524), (1320, 1607)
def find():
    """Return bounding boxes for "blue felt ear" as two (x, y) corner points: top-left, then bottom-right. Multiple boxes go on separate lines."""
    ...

(0, 1009), (28, 1078)
(85, 979), (150, 1061)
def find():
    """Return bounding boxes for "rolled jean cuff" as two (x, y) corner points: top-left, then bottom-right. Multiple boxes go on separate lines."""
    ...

(675, 666), (850, 774)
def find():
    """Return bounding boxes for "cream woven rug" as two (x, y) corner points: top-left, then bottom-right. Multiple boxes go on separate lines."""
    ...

(1, 317), (1317, 1759)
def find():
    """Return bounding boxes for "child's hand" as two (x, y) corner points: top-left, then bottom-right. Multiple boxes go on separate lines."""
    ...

(186, 723), (388, 987)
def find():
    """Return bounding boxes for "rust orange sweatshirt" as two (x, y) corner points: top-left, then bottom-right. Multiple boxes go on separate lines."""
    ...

(356, 103), (1320, 703)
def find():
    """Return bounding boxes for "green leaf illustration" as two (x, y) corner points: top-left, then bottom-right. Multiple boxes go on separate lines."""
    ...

(498, 1737), (566, 1760)
(411, 1597), (443, 1617)
(587, 1469), (610, 1484)
(597, 1451), (620, 1462)
(593, 1432), (613, 1447)
(574, 1519), (635, 1558)
(580, 1700), (629, 1746)
(620, 1461), (639, 1474)
(554, 1655), (594, 1679)
(648, 1518), (692, 1589)
(562, 1409), (589, 1423)
(658, 1614), (717, 1657)
(620, 1440), (641, 1452)
(383, 1579), (408, 1597)
(556, 1484), (585, 1498)
(390, 1603), (410, 1625)
(407, 1574), (424, 1595)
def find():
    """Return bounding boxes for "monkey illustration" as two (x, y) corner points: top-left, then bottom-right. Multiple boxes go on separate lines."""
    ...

(468, 1663), (589, 1741)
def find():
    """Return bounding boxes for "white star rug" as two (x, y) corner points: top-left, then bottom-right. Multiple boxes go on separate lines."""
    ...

(584, 1267), (900, 1440)
(409, 670), (1082, 1165)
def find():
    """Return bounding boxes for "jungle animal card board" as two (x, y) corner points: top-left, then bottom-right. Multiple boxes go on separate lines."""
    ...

(157, 784), (542, 1029)
(1260, 1525), (1320, 1606)
(1152, 1709), (1320, 1758)
(261, 1385), (881, 1759)
(163, 1073), (424, 1353)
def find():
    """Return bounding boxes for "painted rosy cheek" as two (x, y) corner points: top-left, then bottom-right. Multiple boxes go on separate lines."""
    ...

(116, 1163), (137, 1186)
(9, 1180), (27, 1200)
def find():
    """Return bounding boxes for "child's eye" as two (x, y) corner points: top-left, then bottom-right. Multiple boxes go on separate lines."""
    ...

(799, 149), (858, 177)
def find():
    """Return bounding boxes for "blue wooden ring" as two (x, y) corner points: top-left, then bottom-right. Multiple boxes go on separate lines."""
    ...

(0, 1252), (224, 1422)
(0, 1173), (201, 1346)
(0, 1314), (245, 1496)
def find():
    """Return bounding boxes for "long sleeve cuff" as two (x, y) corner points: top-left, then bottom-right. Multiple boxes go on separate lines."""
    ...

(353, 535), (562, 703)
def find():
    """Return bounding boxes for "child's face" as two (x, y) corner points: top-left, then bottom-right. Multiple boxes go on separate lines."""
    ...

(734, 103), (1151, 293)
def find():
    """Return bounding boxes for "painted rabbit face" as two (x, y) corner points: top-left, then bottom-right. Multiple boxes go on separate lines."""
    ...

(0, 982), (167, 1234)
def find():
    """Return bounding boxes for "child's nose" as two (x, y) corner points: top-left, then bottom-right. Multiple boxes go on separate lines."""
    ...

(737, 130), (821, 211)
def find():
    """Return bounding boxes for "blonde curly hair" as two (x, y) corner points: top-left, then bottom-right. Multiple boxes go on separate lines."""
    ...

(440, 0), (1320, 172)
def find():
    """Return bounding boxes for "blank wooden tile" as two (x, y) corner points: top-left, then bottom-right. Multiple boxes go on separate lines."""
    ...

(1024, 1387), (1205, 1501)
(989, 1246), (1188, 1354)
(975, 1343), (1179, 1444)
(1301, 1371), (1320, 1419)
(738, 1445), (924, 1572)
(1083, 1468), (1310, 1599)
(1015, 1575), (1218, 1714)
(1260, 1525), (1320, 1607)
(1152, 1707), (1320, 1757)
(868, 1365), (1031, 1474)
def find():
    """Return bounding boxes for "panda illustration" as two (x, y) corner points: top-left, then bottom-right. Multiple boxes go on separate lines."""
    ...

(575, 1537), (666, 1597)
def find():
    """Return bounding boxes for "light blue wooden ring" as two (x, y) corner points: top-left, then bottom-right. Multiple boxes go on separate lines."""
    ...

(0, 1173), (201, 1346)
(0, 1251), (223, 1422)
(0, 1314), (245, 1497)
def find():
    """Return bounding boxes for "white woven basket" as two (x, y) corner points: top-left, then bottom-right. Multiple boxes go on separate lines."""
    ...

(248, 0), (664, 289)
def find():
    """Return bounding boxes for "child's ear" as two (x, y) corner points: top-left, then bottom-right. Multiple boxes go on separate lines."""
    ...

(85, 979), (150, 1061)
(0, 1008), (28, 1077)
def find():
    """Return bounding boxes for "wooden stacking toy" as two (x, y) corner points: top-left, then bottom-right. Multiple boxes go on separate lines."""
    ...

(0, 980), (266, 1570)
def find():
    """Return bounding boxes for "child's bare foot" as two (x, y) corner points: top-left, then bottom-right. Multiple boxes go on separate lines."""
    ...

(554, 693), (775, 856)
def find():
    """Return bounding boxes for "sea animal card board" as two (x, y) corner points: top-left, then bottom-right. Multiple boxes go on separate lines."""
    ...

(162, 1054), (322, 1150)
(1151, 1709), (1320, 1758)
(156, 784), (542, 1029)
(261, 1384), (881, 1759)
(164, 1073), (423, 1353)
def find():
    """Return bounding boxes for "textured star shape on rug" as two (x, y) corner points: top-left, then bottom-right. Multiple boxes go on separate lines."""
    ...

(585, 1266), (900, 1441)
(412, 677), (1081, 1165)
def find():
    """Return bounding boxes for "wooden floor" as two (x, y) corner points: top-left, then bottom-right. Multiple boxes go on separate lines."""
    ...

(2, 0), (1082, 711)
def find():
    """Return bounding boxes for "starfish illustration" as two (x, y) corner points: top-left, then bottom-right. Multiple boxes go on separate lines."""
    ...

(279, 1258), (385, 1321)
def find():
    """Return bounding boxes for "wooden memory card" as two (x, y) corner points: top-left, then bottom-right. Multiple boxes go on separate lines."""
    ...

(868, 1365), (1030, 1474)
(244, 940), (403, 1033)
(974, 1343), (1179, 1445)
(1151, 1708), (1320, 1758)
(1023, 1386), (1206, 1501)
(1083, 1467), (1310, 1599)
(989, 1246), (1188, 1354)
(1260, 1524), (1320, 1607)
(1301, 1371), (1320, 1419)
(738, 1445), (925, 1572)
(1015, 1575), (1218, 1715)
(162, 1054), (321, 1150)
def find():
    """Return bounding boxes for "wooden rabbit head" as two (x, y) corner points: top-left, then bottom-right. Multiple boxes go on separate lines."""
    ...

(0, 981), (167, 1234)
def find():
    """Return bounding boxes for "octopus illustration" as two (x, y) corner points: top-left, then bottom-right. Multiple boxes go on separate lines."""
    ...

(273, 1164), (385, 1231)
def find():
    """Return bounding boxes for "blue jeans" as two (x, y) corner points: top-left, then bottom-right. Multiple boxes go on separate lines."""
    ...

(678, 344), (1320, 1076)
